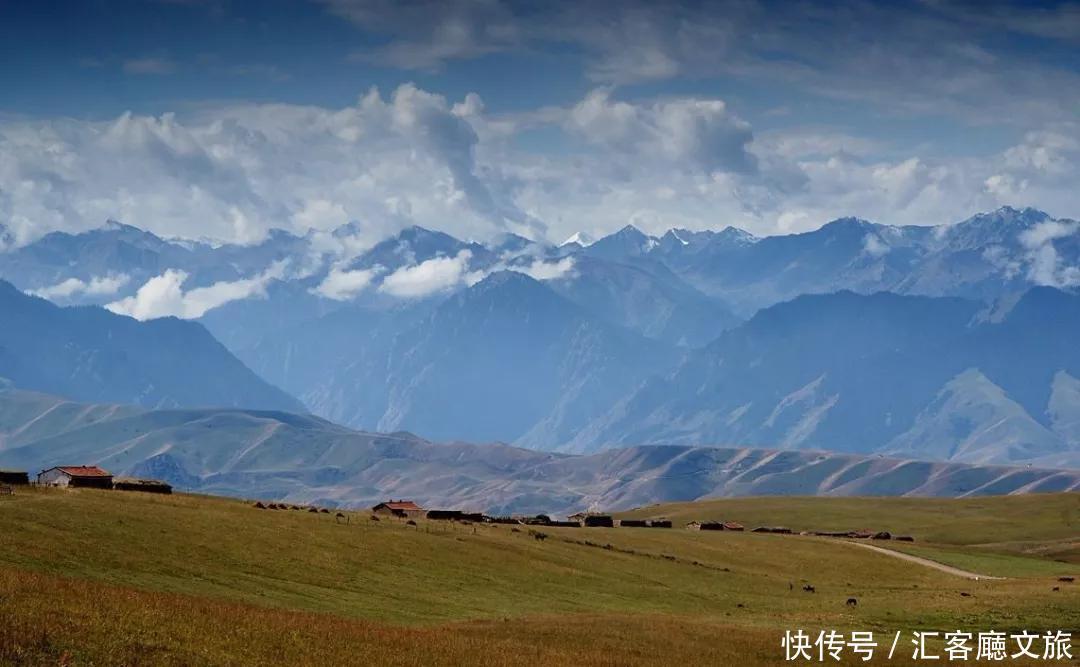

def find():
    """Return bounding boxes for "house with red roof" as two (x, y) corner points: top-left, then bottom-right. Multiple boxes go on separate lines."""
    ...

(37, 465), (114, 489)
(371, 500), (424, 518)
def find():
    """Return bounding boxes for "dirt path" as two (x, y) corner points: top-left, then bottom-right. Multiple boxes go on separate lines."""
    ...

(844, 541), (1005, 580)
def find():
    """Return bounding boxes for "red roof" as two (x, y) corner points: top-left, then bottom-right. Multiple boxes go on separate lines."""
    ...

(56, 466), (112, 478)
(374, 500), (421, 511)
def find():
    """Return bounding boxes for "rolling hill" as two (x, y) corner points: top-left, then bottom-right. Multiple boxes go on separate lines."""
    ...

(2, 388), (1077, 515)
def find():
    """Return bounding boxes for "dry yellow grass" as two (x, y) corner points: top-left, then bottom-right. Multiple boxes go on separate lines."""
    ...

(1, 487), (1077, 665)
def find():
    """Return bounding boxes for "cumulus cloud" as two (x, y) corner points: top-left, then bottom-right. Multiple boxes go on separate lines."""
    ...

(1019, 220), (1080, 287)
(29, 274), (130, 301)
(515, 256), (575, 281)
(0, 84), (539, 248)
(313, 264), (382, 300)
(106, 263), (285, 320)
(379, 249), (473, 298)
(566, 89), (756, 175)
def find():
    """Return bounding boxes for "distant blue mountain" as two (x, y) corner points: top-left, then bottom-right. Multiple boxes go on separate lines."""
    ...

(0, 280), (302, 412)
(570, 287), (1080, 468)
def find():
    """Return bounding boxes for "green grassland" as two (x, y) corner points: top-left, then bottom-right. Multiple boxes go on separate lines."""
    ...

(1, 488), (1077, 665)
(616, 493), (1080, 580)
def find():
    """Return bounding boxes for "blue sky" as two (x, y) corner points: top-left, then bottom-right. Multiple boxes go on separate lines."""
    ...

(1, 0), (1079, 245)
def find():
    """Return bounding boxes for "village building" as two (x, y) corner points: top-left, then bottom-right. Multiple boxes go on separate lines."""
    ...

(113, 477), (173, 494)
(647, 519), (672, 528)
(425, 510), (485, 522)
(371, 500), (424, 518)
(722, 521), (744, 531)
(582, 515), (614, 527)
(36, 466), (113, 489)
(616, 519), (648, 528)
(686, 521), (725, 531)
(0, 469), (29, 485)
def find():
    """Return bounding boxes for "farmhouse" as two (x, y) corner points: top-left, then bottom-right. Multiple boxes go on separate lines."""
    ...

(425, 510), (485, 522)
(37, 466), (113, 489)
(582, 515), (614, 527)
(371, 500), (424, 518)
(0, 469), (29, 485)
(113, 477), (173, 494)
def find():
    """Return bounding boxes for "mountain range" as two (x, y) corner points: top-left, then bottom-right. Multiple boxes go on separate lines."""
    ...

(1, 206), (1078, 494)
(2, 387), (1076, 515)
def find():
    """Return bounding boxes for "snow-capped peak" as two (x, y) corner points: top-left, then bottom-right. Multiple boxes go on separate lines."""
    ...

(560, 231), (596, 248)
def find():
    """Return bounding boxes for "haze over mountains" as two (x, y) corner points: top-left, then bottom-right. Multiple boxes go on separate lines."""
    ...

(1, 206), (1079, 501)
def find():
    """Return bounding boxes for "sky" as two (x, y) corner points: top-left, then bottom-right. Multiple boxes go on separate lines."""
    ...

(1, 0), (1079, 247)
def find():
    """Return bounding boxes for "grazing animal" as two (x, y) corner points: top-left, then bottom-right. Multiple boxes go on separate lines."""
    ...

(1058, 576), (1075, 583)
(308, 507), (319, 513)
(1052, 586), (1060, 592)
(846, 598), (858, 607)
(253, 502), (266, 509)
(960, 592), (971, 597)
(802, 585), (815, 593)
(406, 519), (417, 526)
(335, 512), (349, 524)
(531, 531), (548, 542)
(319, 508), (330, 514)
(370, 515), (380, 522)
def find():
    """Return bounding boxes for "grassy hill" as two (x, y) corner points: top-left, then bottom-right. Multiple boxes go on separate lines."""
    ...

(1, 487), (1077, 665)
(617, 494), (1080, 578)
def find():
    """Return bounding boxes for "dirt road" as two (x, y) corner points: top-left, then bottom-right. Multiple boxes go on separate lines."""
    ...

(845, 541), (1004, 580)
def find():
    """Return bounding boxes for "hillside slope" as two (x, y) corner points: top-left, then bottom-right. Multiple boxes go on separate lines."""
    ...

(2, 389), (1077, 515)
(0, 281), (302, 412)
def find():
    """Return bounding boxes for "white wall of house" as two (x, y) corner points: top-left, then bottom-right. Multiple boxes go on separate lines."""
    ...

(37, 469), (71, 487)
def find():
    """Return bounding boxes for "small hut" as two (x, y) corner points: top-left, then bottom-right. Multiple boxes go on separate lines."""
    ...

(582, 515), (614, 528)
(0, 470), (29, 486)
(371, 500), (424, 518)
(751, 526), (792, 534)
(425, 509), (464, 521)
(37, 466), (113, 489)
(113, 477), (173, 494)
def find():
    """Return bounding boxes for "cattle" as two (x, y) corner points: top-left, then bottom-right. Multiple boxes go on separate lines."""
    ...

(803, 585), (815, 593)
(846, 598), (858, 607)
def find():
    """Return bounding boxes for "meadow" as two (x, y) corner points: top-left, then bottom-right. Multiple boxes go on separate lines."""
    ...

(1, 488), (1076, 665)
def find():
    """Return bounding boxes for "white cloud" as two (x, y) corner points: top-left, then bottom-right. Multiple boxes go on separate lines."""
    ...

(379, 249), (473, 298)
(106, 263), (285, 320)
(1019, 220), (1080, 288)
(29, 274), (130, 301)
(0, 84), (538, 248)
(566, 89), (756, 175)
(861, 234), (889, 258)
(313, 264), (381, 300)
(516, 256), (575, 281)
